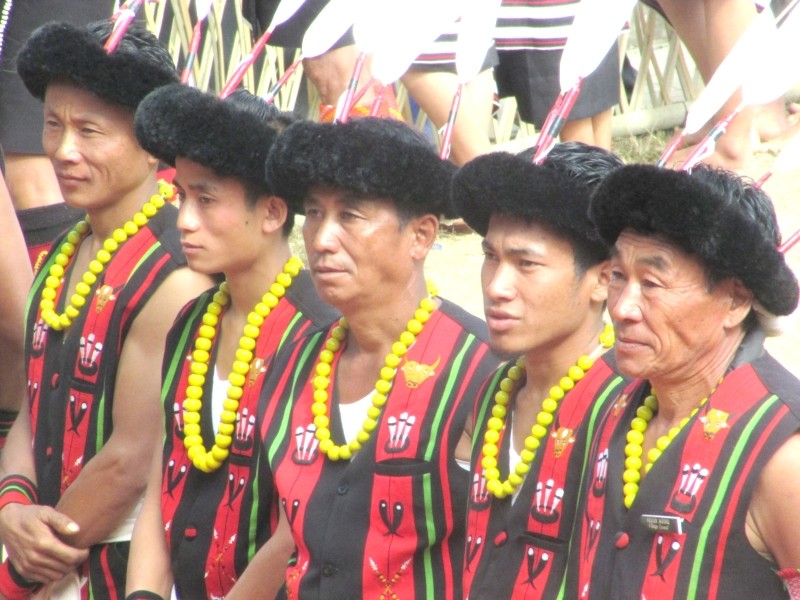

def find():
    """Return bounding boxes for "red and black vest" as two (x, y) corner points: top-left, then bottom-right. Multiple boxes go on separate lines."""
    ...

(464, 355), (626, 599)
(265, 300), (499, 600)
(25, 206), (185, 507)
(569, 343), (800, 600)
(159, 272), (337, 600)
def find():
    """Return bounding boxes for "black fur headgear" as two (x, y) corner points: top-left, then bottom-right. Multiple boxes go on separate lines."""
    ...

(135, 84), (285, 191)
(590, 164), (799, 316)
(17, 20), (177, 111)
(452, 146), (613, 267)
(265, 117), (456, 217)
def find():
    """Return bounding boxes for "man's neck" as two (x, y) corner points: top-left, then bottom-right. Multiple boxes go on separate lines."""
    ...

(519, 317), (608, 407)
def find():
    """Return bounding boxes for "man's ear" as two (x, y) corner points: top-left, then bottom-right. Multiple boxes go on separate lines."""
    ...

(409, 214), (439, 261)
(260, 195), (289, 235)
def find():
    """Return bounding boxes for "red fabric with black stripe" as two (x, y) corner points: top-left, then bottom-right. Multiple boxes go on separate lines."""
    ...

(464, 355), (626, 599)
(18, 205), (186, 597)
(266, 299), (499, 599)
(159, 271), (336, 599)
(568, 340), (800, 600)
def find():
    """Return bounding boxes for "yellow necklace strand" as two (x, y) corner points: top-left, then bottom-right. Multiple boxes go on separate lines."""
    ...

(311, 283), (438, 462)
(482, 323), (615, 499)
(622, 382), (720, 508)
(183, 256), (304, 473)
(39, 181), (174, 331)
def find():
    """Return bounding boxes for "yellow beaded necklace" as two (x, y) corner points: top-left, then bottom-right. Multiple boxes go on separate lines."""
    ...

(39, 181), (173, 331)
(183, 256), (303, 473)
(311, 284), (438, 462)
(622, 382), (720, 508)
(482, 323), (615, 499)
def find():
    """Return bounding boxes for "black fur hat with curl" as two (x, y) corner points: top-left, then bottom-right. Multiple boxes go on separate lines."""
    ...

(135, 84), (286, 190)
(452, 149), (610, 266)
(265, 117), (456, 217)
(589, 163), (799, 316)
(17, 20), (177, 111)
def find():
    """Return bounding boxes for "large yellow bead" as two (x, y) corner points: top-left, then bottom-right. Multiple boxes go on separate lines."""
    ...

(630, 417), (648, 432)
(232, 360), (250, 376)
(371, 393), (387, 407)
(508, 473), (524, 486)
(482, 443), (498, 457)
(391, 342), (407, 357)
(484, 429), (500, 445)
(542, 398), (559, 413)
(219, 424), (235, 436)
(186, 386), (203, 400)
(123, 221), (139, 236)
(311, 402), (327, 416)
(625, 456), (642, 471)
(482, 456), (497, 470)
(379, 367), (394, 381)
(623, 482), (639, 498)
(622, 468), (640, 484)
(626, 430), (644, 445)
(239, 336), (256, 351)
(183, 424), (201, 437)
(227, 386), (243, 400)
(235, 349), (253, 363)
(414, 308), (430, 324)
(313, 390), (328, 403)
(362, 418), (377, 432)
(314, 415), (330, 429)
(536, 412), (553, 428)
(531, 424), (548, 439)
(647, 448), (662, 463)
(191, 362), (208, 375)
(520, 448), (535, 463)
(211, 445), (229, 461)
(188, 374), (205, 387)
(624, 442), (643, 458)
(183, 398), (202, 412)
(577, 355), (594, 371)
(223, 399), (239, 412)
(65, 305), (80, 319)
(375, 380), (392, 395)
(524, 437), (540, 451)
(192, 349), (210, 363)
(316, 362), (331, 377)
(487, 417), (504, 431)
(491, 405), (507, 419)
(220, 410), (237, 424)
(568, 366), (585, 381)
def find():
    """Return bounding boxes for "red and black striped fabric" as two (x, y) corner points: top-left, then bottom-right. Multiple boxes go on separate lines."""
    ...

(21, 205), (186, 596)
(464, 354), (626, 599)
(265, 299), (499, 599)
(159, 271), (336, 599)
(569, 338), (800, 600)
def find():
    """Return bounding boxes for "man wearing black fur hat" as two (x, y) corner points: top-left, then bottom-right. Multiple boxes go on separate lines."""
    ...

(226, 117), (499, 599)
(452, 142), (628, 599)
(125, 84), (337, 600)
(569, 164), (800, 599)
(0, 20), (210, 599)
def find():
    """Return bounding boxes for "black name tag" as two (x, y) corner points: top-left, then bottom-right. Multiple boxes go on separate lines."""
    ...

(641, 514), (684, 534)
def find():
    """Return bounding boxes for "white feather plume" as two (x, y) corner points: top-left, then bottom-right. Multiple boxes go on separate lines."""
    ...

(301, 0), (359, 57)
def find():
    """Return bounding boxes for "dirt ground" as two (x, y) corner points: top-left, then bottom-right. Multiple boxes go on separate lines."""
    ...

(425, 142), (800, 376)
